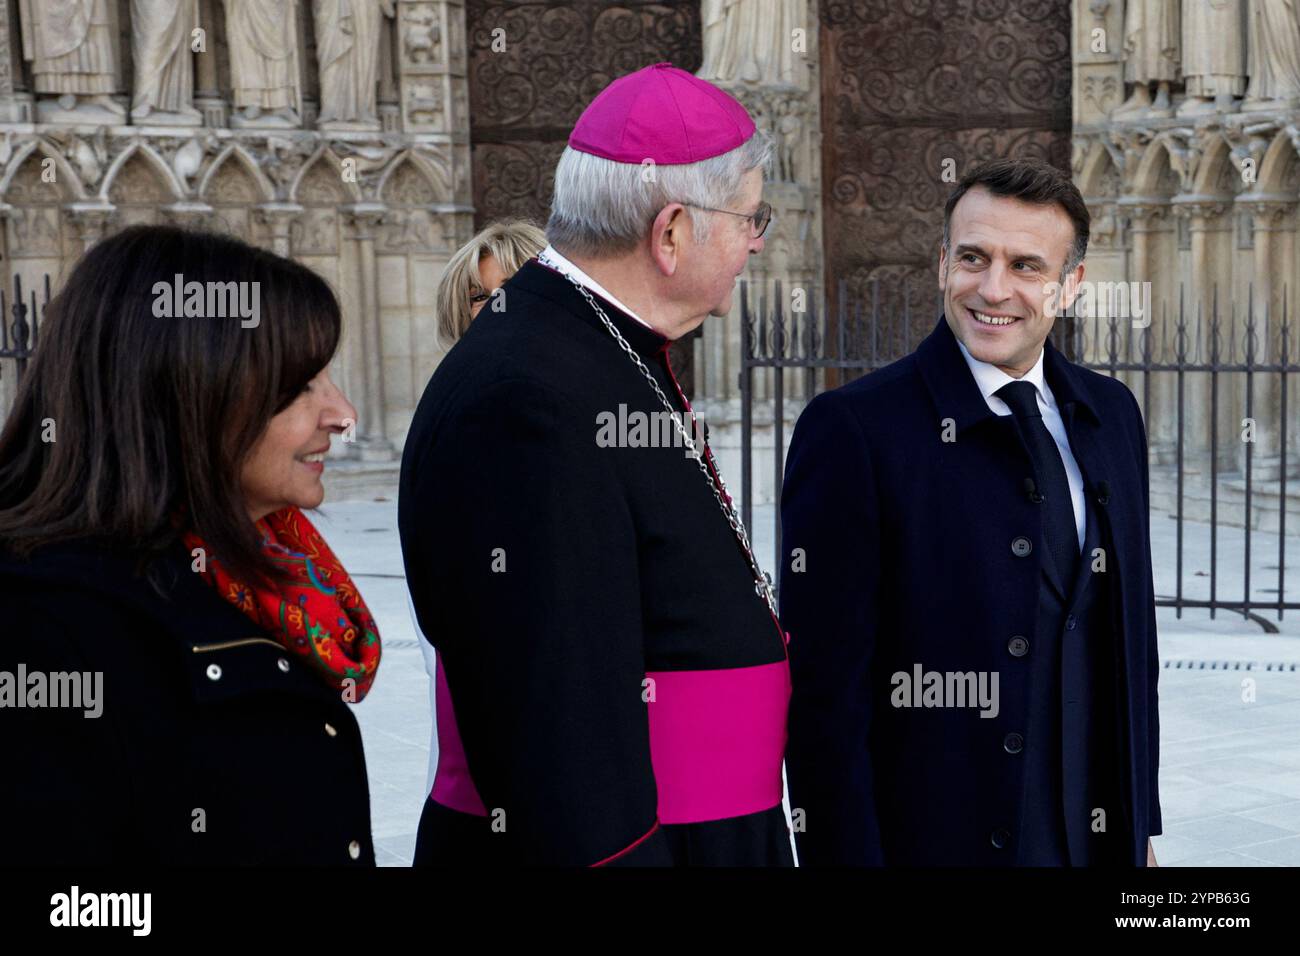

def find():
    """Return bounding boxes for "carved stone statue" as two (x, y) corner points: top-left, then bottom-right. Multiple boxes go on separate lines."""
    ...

(700, 0), (740, 82)
(1178, 0), (1246, 116)
(775, 98), (802, 182)
(18, 0), (125, 121)
(315, 0), (396, 129)
(699, 0), (807, 90)
(225, 0), (302, 127)
(1114, 0), (1181, 117)
(1243, 0), (1300, 111)
(132, 0), (202, 124)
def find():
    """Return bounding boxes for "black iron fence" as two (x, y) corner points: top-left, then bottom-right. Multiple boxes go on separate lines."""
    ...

(739, 278), (1300, 630)
(0, 273), (49, 387)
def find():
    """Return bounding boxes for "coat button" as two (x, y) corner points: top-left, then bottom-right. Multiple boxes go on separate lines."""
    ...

(348, 840), (361, 860)
(325, 722), (338, 737)
(205, 664), (222, 681)
(1008, 636), (1029, 657)
(1003, 732), (1024, 754)
(990, 827), (1011, 849)
(1065, 615), (1077, 631)
(1011, 536), (1032, 557)
(277, 658), (291, 673)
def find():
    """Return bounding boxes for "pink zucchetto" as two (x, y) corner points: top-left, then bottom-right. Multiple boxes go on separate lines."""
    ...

(568, 62), (757, 166)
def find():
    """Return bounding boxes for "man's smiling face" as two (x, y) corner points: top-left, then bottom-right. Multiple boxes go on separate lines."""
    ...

(938, 185), (1084, 378)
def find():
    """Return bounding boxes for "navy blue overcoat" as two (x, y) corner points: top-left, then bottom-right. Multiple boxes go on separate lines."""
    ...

(780, 316), (1161, 866)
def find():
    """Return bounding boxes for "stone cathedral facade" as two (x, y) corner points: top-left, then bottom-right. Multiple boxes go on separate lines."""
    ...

(0, 0), (825, 499)
(0, 0), (473, 488)
(33, 2), (1286, 524)
(1073, 0), (1300, 524)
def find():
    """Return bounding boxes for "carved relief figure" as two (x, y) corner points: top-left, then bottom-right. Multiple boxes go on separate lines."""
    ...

(132, 0), (202, 123)
(1243, 0), (1300, 110)
(225, 0), (301, 126)
(18, 0), (124, 119)
(402, 4), (439, 64)
(776, 98), (802, 182)
(1178, 0), (1246, 116)
(316, 0), (396, 128)
(699, 0), (806, 89)
(1114, 0), (1181, 117)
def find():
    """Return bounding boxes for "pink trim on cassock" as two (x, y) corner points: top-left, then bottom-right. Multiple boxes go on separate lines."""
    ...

(645, 660), (790, 825)
(430, 651), (488, 817)
(591, 820), (661, 867)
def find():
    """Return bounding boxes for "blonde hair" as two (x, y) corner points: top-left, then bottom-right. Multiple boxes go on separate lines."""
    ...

(435, 218), (547, 346)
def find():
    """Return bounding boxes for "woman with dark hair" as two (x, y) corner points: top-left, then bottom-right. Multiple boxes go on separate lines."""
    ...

(0, 225), (381, 865)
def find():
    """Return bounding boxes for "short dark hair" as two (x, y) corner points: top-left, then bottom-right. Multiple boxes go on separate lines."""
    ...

(0, 225), (342, 590)
(942, 159), (1090, 278)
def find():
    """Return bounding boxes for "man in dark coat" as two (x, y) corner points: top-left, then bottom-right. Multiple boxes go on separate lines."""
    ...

(781, 159), (1162, 866)
(399, 64), (792, 866)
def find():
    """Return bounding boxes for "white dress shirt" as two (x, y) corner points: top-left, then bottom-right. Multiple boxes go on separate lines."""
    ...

(538, 244), (656, 332)
(956, 340), (1086, 552)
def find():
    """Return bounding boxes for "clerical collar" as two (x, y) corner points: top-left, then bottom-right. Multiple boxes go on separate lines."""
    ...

(537, 245), (657, 333)
(956, 338), (1058, 415)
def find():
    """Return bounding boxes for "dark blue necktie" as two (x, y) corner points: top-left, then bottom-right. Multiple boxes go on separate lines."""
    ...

(996, 380), (1079, 587)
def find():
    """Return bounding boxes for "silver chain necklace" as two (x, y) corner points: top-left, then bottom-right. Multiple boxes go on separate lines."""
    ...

(540, 254), (778, 618)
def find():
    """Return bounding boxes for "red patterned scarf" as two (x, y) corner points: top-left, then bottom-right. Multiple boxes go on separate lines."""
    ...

(182, 507), (382, 701)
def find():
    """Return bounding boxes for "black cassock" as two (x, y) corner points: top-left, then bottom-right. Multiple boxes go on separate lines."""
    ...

(399, 258), (792, 866)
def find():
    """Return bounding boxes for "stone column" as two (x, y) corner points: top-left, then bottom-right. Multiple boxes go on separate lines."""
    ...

(62, 202), (116, 253)
(693, 1), (822, 508)
(377, 6), (401, 133)
(254, 202), (304, 257)
(1072, 0), (1126, 125)
(1078, 195), (1124, 364)
(1122, 198), (1177, 463)
(1240, 197), (1297, 479)
(396, 1), (467, 135)
(0, 0), (34, 122)
(1172, 196), (1230, 477)
(194, 0), (227, 127)
(163, 201), (217, 230)
(345, 202), (394, 460)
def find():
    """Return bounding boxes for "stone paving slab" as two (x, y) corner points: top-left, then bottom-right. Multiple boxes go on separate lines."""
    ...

(312, 498), (1300, 867)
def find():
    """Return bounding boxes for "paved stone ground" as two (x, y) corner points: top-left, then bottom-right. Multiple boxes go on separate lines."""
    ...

(313, 497), (1300, 867)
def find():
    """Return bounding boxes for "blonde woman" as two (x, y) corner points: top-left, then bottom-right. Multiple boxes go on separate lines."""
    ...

(434, 219), (547, 347)
(408, 219), (545, 812)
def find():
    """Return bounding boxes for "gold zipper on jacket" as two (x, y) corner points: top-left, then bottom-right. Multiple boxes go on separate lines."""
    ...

(191, 637), (283, 654)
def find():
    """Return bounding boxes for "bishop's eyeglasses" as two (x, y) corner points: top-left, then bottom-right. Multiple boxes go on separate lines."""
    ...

(682, 200), (772, 239)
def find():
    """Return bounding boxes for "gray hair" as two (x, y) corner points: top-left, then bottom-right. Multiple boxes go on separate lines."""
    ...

(546, 129), (774, 258)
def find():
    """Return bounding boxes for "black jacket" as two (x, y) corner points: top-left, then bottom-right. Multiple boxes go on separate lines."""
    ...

(0, 539), (375, 865)
(780, 317), (1162, 866)
(399, 258), (792, 866)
